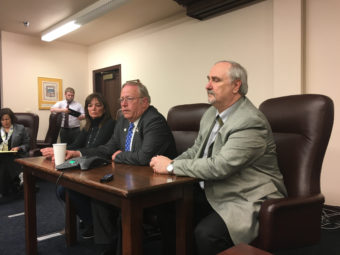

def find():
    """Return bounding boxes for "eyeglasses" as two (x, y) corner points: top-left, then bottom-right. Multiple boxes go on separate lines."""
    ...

(118, 97), (142, 103)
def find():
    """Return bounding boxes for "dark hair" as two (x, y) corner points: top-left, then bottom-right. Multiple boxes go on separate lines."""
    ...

(84, 93), (111, 131)
(0, 108), (17, 126)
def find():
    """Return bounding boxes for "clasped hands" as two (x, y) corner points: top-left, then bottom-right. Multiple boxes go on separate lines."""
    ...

(40, 147), (80, 162)
(150, 155), (172, 174)
(40, 147), (172, 174)
(40, 148), (123, 162)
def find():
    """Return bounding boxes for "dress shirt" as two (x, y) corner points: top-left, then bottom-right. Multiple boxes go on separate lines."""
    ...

(203, 104), (236, 157)
(52, 100), (85, 128)
(200, 104), (237, 189)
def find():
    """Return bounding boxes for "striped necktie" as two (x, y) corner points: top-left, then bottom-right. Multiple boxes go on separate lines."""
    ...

(207, 115), (224, 157)
(125, 122), (134, 151)
(64, 102), (70, 128)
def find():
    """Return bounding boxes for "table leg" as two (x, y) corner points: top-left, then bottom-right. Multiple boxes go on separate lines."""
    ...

(65, 190), (77, 246)
(121, 199), (143, 255)
(176, 184), (194, 255)
(24, 168), (37, 255)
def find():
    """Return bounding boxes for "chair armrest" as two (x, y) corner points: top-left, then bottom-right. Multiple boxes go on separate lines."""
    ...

(29, 148), (42, 157)
(253, 194), (324, 251)
(36, 140), (52, 149)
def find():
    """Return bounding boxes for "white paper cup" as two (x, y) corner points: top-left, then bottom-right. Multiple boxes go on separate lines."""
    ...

(53, 143), (67, 166)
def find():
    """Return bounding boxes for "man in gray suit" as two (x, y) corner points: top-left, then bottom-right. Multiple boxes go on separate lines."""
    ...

(150, 61), (287, 255)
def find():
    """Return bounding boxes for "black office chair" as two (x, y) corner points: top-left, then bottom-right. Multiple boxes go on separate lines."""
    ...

(36, 113), (62, 148)
(15, 112), (39, 157)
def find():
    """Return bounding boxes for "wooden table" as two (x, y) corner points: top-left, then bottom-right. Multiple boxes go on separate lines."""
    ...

(218, 244), (273, 255)
(16, 156), (197, 255)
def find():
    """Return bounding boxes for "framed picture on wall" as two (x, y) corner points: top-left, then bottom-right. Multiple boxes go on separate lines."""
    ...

(38, 77), (63, 110)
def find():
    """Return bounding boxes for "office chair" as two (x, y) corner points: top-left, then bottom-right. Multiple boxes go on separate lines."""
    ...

(36, 113), (62, 149)
(167, 103), (210, 155)
(15, 112), (39, 157)
(251, 94), (334, 251)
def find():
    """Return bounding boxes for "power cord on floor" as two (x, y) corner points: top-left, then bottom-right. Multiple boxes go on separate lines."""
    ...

(321, 206), (340, 230)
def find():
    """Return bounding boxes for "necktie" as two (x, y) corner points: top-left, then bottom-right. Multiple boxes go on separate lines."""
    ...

(125, 122), (134, 151)
(200, 115), (224, 189)
(207, 115), (224, 157)
(64, 102), (70, 128)
(216, 115), (224, 128)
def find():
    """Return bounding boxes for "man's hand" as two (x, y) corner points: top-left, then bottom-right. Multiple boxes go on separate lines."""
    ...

(150, 155), (172, 174)
(112, 150), (122, 160)
(10, 147), (20, 152)
(65, 150), (81, 160)
(40, 147), (54, 158)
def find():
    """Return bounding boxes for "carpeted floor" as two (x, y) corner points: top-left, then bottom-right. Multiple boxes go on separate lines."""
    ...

(0, 180), (339, 255)
(0, 180), (162, 255)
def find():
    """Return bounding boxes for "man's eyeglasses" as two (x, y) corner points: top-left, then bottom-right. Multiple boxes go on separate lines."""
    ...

(118, 97), (142, 103)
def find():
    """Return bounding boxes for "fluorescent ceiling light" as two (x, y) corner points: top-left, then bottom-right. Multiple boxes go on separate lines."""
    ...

(41, 0), (128, 42)
(42, 21), (80, 42)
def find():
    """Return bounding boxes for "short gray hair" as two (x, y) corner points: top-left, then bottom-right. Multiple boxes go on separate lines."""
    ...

(122, 80), (151, 103)
(217, 60), (248, 96)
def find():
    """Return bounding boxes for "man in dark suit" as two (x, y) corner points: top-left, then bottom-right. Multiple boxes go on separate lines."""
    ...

(69, 82), (176, 164)
(66, 80), (177, 255)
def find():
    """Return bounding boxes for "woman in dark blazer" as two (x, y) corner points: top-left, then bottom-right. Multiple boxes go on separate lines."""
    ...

(41, 92), (116, 239)
(0, 108), (30, 196)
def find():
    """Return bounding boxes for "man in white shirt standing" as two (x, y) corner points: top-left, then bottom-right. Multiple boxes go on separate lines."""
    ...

(51, 87), (85, 144)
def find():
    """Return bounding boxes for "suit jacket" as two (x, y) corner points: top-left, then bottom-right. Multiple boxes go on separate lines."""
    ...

(80, 106), (177, 165)
(173, 97), (287, 245)
(0, 123), (30, 154)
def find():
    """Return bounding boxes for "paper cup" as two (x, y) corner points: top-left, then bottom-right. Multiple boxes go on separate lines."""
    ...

(53, 143), (67, 166)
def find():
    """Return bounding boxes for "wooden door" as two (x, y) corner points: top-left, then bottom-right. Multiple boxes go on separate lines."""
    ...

(93, 65), (121, 119)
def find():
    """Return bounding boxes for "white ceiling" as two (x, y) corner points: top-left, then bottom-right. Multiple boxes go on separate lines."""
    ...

(0, 0), (185, 46)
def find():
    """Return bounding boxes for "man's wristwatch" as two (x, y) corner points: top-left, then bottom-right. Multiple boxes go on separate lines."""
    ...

(166, 161), (174, 174)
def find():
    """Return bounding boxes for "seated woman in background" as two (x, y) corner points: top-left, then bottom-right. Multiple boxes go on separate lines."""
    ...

(41, 92), (116, 239)
(0, 108), (30, 197)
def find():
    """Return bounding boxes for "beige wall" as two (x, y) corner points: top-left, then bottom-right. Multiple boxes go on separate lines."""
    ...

(88, 0), (275, 114)
(1, 0), (339, 205)
(1, 31), (89, 139)
(305, 0), (340, 205)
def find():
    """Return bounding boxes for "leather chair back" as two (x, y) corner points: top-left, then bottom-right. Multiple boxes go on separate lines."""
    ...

(253, 94), (334, 251)
(14, 112), (39, 151)
(167, 103), (210, 155)
(37, 113), (62, 148)
(259, 94), (334, 197)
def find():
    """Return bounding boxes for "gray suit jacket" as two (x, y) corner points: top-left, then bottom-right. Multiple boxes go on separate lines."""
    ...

(0, 123), (30, 154)
(173, 97), (287, 244)
(80, 106), (177, 165)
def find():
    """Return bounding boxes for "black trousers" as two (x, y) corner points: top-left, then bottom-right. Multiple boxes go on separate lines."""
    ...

(193, 184), (234, 255)
(0, 155), (22, 195)
(56, 186), (93, 225)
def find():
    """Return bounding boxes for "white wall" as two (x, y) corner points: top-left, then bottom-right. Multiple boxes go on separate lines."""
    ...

(305, 0), (340, 206)
(1, 31), (89, 139)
